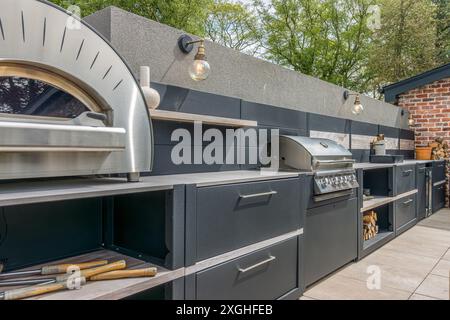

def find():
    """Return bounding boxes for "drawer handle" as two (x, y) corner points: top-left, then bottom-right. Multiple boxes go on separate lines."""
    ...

(239, 191), (278, 199)
(237, 256), (276, 273)
(402, 170), (413, 176)
(403, 199), (413, 205)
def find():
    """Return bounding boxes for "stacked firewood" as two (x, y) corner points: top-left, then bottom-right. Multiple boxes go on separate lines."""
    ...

(363, 211), (379, 241)
(429, 138), (450, 208)
(430, 137), (449, 160)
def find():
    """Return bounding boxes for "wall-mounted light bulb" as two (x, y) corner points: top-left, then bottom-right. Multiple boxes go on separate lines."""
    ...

(408, 114), (415, 127)
(352, 94), (364, 115)
(188, 41), (210, 81)
(178, 35), (211, 82)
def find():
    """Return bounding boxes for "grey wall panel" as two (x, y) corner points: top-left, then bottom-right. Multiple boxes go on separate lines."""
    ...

(400, 129), (415, 141)
(379, 126), (400, 139)
(150, 144), (240, 175)
(352, 121), (378, 136)
(309, 114), (350, 134)
(157, 85), (241, 119)
(351, 121), (379, 162)
(153, 121), (229, 146)
(241, 101), (307, 130)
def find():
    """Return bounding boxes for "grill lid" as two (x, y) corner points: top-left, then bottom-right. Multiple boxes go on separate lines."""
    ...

(280, 135), (354, 172)
(281, 136), (352, 158)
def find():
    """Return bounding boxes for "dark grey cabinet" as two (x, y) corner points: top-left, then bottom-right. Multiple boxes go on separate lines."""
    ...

(395, 195), (417, 235)
(305, 197), (358, 286)
(189, 237), (301, 300)
(432, 161), (446, 213)
(187, 178), (302, 263)
(433, 161), (446, 182)
(416, 165), (428, 220)
(395, 165), (416, 195)
(433, 183), (445, 213)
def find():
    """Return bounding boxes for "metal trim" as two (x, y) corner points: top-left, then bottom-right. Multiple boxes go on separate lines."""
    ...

(433, 180), (446, 187)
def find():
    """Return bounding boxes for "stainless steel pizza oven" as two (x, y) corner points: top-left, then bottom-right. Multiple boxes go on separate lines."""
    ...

(280, 135), (359, 201)
(0, 0), (152, 181)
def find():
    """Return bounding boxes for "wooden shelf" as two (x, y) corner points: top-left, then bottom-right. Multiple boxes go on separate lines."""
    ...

(149, 109), (257, 127)
(0, 249), (184, 300)
(362, 196), (394, 212)
(361, 189), (418, 212)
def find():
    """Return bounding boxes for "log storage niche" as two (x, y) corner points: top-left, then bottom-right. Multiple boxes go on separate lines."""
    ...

(363, 210), (379, 241)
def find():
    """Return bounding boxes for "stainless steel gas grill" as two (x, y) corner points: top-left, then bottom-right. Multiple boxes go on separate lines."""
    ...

(280, 135), (360, 286)
(280, 135), (359, 201)
(0, 0), (153, 181)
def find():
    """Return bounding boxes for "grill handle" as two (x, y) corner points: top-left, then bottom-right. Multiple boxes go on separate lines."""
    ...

(313, 159), (355, 168)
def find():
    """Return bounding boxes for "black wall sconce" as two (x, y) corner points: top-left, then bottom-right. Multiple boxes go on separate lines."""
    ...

(178, 35), (211, 81)
(343, 90), (364, 115)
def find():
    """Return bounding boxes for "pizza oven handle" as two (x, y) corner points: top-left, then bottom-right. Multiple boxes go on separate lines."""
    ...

(86, 112), (107, 122)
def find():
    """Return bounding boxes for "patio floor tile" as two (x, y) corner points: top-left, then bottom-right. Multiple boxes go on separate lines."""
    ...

(304, 275), (411, 300)
(415, 274), (449, 300)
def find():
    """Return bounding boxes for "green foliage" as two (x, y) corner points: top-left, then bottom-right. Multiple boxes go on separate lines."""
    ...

(432, 0), (450, 63)
(256, 0), (375, 92)
(49, 0), (213, 35)
(368, 0), (440, 89)
(205, 0), (262, 55)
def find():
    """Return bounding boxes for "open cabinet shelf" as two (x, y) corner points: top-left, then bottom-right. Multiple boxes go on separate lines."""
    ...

(1, 249), (184, 300)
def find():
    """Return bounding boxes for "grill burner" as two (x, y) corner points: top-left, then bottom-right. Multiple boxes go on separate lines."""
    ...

(280, 136), (359, 201)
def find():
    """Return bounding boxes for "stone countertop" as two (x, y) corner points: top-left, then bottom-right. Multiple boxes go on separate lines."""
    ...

(143, 169), (304, 187)
(0, 170), (303, 207)
(354, 159), (442, 170)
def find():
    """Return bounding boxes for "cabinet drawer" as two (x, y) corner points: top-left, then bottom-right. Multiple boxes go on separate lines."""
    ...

(433, 161), (446, 183)
(395, 195), (416, 231)
(395, 165), (416, 195)
(433, 184), (445, 213)
(196, 237), (298, 300)
(196, 178), (301, 261)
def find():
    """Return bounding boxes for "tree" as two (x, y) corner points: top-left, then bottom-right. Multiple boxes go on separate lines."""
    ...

(432, 0), (450, 63)
(256, 0), (375, 92)
(49, 0), (213, 35)
(205, 1), (262, 55)
(368, 0), (439, 89)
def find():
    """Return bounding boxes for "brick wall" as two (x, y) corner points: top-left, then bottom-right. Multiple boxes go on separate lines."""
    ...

(397, 78), (450, 146)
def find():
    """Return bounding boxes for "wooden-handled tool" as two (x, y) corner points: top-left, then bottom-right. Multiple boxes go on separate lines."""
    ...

(0, 260), (127, 287)
(0, 260), (108, 278)
(0, 277), (87, 300)
(56, 260), (127, 282)
(90, 267), (157, 281)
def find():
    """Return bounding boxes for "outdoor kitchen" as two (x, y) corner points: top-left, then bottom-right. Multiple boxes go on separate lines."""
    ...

(0, 0), (449, 302)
